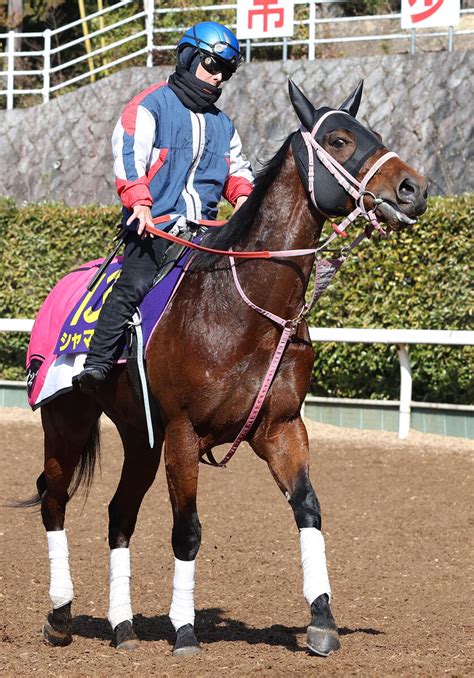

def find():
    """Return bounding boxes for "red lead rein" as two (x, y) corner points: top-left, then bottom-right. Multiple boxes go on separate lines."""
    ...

(146, 218), (317, 260)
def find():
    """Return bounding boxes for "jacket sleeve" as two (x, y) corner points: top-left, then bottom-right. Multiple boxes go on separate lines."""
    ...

(112, 104), (157, 210)
(223, 127), (254, 206)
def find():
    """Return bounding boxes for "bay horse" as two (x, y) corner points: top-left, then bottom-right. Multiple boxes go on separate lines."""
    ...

(29, 80), (427, 657)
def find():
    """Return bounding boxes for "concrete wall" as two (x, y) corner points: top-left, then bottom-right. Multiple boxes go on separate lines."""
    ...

(0, 50), (472, 205)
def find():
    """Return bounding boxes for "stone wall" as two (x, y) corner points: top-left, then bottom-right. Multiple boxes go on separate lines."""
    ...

(0, 50), (472, 205)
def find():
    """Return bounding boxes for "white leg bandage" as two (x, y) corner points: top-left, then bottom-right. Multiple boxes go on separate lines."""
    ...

(108, 548), (133, 630)
(47, 530), (74, 609)
(300, 527), (331, 605)
(169, 558), (195, 631)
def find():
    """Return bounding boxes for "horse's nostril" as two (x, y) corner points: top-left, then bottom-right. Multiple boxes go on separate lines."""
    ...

(400, 178), (416, 194)
(398, 177), (420, 203)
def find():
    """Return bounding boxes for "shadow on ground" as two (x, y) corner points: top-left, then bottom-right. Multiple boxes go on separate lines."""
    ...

(72, 609), (383, 653)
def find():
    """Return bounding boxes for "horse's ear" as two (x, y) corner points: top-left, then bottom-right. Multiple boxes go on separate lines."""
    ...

(288, 79), (317, 131)
(339, 80), (364, 118)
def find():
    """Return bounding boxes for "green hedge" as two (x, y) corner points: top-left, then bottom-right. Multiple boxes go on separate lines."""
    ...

(308, 195), (473, 403)
(0, 199), (121, 381)
(0, 195), (472, 404)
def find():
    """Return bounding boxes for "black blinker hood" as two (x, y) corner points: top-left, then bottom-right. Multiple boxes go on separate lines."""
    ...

(288, 79), (384, 216)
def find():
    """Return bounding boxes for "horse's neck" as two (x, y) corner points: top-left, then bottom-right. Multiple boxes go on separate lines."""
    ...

(237, 152), (324, 319)
(245, 153), (319, 250)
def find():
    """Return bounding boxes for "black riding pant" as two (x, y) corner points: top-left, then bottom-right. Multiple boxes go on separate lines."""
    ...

(85, 232), (168, 372)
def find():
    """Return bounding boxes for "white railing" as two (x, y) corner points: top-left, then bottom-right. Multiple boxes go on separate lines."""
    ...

(1, 1), (473, 109)
(1, 319), (472, 439)
(0, 319), (34, 332)
(308, 328), (474, 439)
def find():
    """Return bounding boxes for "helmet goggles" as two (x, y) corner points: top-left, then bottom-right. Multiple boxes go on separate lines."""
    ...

(200, 53), (234, 80)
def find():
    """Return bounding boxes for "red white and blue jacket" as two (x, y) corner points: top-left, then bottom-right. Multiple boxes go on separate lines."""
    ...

(112, 81), (254, 229)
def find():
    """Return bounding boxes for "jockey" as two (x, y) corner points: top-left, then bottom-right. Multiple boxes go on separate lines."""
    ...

(77, 21), (254, 394)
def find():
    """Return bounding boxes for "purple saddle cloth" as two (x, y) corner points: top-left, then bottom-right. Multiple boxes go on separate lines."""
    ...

(53, 251), (191, 357)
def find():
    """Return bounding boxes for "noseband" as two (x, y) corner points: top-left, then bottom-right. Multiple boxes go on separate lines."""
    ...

(300, 110), (398, 239)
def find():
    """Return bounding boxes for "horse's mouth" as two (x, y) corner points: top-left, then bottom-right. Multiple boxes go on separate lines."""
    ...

(375, 200), (418, 230)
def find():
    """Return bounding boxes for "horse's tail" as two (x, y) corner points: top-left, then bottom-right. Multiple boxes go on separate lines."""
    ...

(12, 418), (101, 510)
(12, 471), (48, 509)
(67, 418), (101, 501)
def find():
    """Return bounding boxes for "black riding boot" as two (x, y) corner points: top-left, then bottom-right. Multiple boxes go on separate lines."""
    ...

(77, 232), (168, 393)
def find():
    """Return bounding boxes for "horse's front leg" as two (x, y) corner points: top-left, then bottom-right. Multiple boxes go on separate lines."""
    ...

(164, 417), (202, 657)
(250, 415), (341, 656)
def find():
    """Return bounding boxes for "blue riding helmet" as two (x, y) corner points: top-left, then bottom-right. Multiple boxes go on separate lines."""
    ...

(177, 21), (242, 73)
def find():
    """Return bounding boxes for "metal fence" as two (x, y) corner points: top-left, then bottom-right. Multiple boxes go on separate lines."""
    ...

(1, 1), (473, 109)
(1, 318), (472, 438)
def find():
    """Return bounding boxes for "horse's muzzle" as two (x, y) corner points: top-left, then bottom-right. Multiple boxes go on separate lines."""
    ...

(374, 173), (428, 230)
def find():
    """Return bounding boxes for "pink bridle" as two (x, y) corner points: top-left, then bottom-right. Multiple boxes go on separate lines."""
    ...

(300, 110), (398, 240)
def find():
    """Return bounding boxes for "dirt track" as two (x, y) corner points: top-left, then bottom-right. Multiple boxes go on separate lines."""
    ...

(0, 408), (472, 676)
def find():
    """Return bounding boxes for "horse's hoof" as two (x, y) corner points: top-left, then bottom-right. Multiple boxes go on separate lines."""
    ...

(307, 593), (340, 656)
(42, 620), (73, 647)
(172, 623), (202, 657)
(114, 620), (140, 651)
(307, 625), (341, 656)
(42, 604), (73, 647)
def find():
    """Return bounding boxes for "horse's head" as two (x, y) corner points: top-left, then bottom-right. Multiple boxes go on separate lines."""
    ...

(288, 80), (428, 233)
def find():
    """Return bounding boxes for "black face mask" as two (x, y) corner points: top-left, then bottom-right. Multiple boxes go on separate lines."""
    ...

(289, 80), (384, 216)
(168, 63), (222, 114)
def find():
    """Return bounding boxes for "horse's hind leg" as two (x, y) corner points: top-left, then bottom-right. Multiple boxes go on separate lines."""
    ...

(164, 418), (202, 657)
(106, 421), (163, 650)
(40, 392), (102, 646)
(250, 415), (340, 656)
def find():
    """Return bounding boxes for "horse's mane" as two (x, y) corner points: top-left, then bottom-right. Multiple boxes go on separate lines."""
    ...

(191, 132), (296, 272)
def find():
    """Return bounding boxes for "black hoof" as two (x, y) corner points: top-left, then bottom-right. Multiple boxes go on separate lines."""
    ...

(114, 620), (140, 651)
(307, 625), (341, 656)
(307, 593), (340, 657)
(172, 624), (202, 657)
(42, 602), (73, 647)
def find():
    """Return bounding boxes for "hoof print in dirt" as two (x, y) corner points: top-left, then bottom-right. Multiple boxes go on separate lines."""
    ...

(114, 620), (140, 651)
(172, 624), (202, 657)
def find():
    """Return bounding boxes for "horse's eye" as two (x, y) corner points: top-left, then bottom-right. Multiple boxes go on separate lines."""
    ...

(331, 138), (346, 149)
